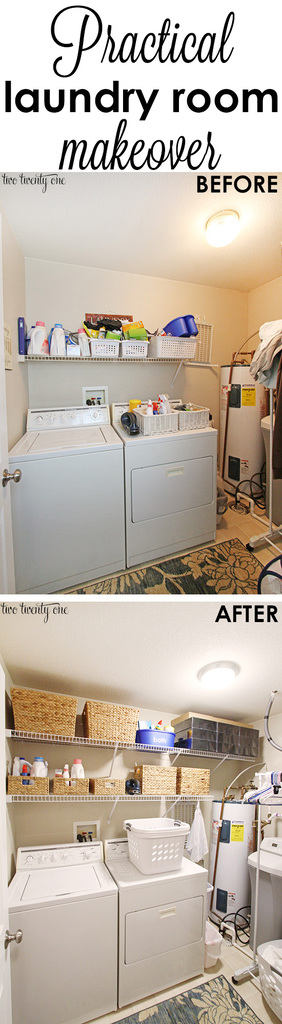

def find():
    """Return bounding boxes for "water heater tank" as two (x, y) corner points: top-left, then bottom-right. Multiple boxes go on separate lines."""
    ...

(220, 365), (267, 493)
(209, 801), (255, 923)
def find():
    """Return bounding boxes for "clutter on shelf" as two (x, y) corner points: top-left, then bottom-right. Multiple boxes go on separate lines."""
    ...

(18, 311), (213, 363)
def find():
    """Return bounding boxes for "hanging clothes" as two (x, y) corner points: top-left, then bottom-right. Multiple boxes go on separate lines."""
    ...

(273, 352), (282, 479)
(249, 320), (282, 386)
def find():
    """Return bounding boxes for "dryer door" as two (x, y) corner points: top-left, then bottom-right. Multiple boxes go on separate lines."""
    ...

(125, 896), (203, 964)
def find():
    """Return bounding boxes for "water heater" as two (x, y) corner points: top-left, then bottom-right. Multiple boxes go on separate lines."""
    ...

(209, 800), (255, 923)
(220, 365), (267, 493)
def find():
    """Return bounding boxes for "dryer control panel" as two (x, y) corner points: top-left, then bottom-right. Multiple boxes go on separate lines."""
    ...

(16, 841), (104, 869)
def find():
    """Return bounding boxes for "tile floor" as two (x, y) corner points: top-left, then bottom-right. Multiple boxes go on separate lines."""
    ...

(216, 497), (282, 569)
(93, 937), (279, 1024)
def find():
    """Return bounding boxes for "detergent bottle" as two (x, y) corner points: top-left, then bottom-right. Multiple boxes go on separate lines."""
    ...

(49, 323), (66, 356)
(27, 321), (49, 356)
(77, 327), (90, 356)
(146, 400), (153, 416)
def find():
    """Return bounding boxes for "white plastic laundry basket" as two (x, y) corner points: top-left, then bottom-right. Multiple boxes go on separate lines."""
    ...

(257, 939), (282, 1021)
(123, 817), (190, 875)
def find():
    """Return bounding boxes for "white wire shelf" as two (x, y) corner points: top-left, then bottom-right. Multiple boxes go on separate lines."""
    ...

(6, 792), (214, 804)
(5, 730), (256, 761)
(18, 355), (218, 366)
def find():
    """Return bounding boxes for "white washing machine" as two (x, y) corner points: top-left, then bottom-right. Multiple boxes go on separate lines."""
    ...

(7, 842), (118, 1024)
(105, 838), (207, 1008)
(112, 403), (217, 568)
(8, 406), (125, 592)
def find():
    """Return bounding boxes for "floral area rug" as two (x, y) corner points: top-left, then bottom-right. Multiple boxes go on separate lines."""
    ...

(72, 538), (262, 595)
(114, 976), (262, 1024)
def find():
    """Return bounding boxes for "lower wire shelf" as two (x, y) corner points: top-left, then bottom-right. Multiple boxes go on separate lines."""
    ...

(7, 792), (214, 803)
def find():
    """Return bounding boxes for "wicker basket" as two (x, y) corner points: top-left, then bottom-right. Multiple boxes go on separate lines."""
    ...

(89, 778), (125, 796)
(82, 700), (139, 743)
(10, 687), (78, 737)
(176, 767), (210, 795)
(52, 777), (89, 795)
(134, 765), (177, 795)
(7, 776), (49, 795)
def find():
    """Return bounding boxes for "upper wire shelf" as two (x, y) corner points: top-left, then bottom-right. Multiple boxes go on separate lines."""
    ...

(6, 730), (256, 761)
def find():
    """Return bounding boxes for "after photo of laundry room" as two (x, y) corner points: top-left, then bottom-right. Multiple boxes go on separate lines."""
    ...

(1, 598), (282, 1024)
(1, 171), (282, 596)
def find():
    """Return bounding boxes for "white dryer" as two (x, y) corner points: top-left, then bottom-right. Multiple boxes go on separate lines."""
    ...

(112, 403), (217, 568)
(105, 838), (207, 1008)
(7, 842), (118, 1024)
(8, 406), (125, 592)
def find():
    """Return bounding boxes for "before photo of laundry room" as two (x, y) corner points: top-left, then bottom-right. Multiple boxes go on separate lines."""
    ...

(0, 172), (282, 596)
(1, 598), (282, 1024)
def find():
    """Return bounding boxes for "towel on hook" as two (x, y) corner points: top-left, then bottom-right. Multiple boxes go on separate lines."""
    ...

(185, 802), (209, 863)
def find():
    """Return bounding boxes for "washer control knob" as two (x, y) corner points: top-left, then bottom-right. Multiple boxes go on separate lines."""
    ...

(91, 410), (99, 420)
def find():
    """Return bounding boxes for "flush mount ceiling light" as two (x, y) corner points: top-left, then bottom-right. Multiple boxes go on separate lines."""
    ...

(205, 210), (240, 247)
(197, 661), (240, 688)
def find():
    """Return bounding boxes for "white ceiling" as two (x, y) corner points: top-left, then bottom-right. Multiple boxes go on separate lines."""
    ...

(0, 172), (281, 292)
(1, 600), (282, 727)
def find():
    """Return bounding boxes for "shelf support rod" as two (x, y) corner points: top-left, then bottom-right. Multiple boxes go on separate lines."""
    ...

(162, 795), (182, 816)
(171, 750), (181, 766)
(107, 796), (119, 824)
(109, 743), (119, 777)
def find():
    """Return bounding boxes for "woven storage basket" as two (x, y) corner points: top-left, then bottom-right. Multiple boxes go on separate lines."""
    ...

(134, 765), (177, 795)
(52, 777), (89, 795)
(176, 767), (210, 795)
(7, 776), (49, 795)
(10, 687), (77, 737)
(82, 700), (139, 743)
(89, 778), (125, 796)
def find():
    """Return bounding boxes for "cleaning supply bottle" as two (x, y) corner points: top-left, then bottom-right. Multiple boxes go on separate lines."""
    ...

(158, 396), (166, 415)
(146, 400), (153, 415)
(71, 758), (85, 779)
(49, 323), (66, 356)
(27, 321), (49, 356)
(77, 327), (90, 356)
(63, 764), (70, 785)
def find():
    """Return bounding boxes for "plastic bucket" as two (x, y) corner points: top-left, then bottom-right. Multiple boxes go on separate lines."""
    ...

(164, 315), (198, 338)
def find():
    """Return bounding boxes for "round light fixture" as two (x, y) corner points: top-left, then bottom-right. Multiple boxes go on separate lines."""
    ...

(205, 210), (240, 247)
(197, 661), (240, 688)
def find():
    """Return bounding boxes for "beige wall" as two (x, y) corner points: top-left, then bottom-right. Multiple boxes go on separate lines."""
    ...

(0, 206), (28, 448)
(248, 275), (282, 338)
(25, 257), (248, 432)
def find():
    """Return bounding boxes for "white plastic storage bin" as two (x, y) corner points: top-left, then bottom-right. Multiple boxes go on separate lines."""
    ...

(149, 336), (197, 359)
(123, 817), (190, 875)
(204, 921), (222, 968)
(120, 341), (149, 359)
(257, 939), (282, 1021)
(178, 405), (210, 430)
(90, 340), (120, 357)
(134, 407), (179, 435)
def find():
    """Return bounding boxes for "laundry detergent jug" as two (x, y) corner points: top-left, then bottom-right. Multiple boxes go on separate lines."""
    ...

(77, 327), (90, 356)
(49, 323), (66, 356)
(27, 321), (49, 355)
